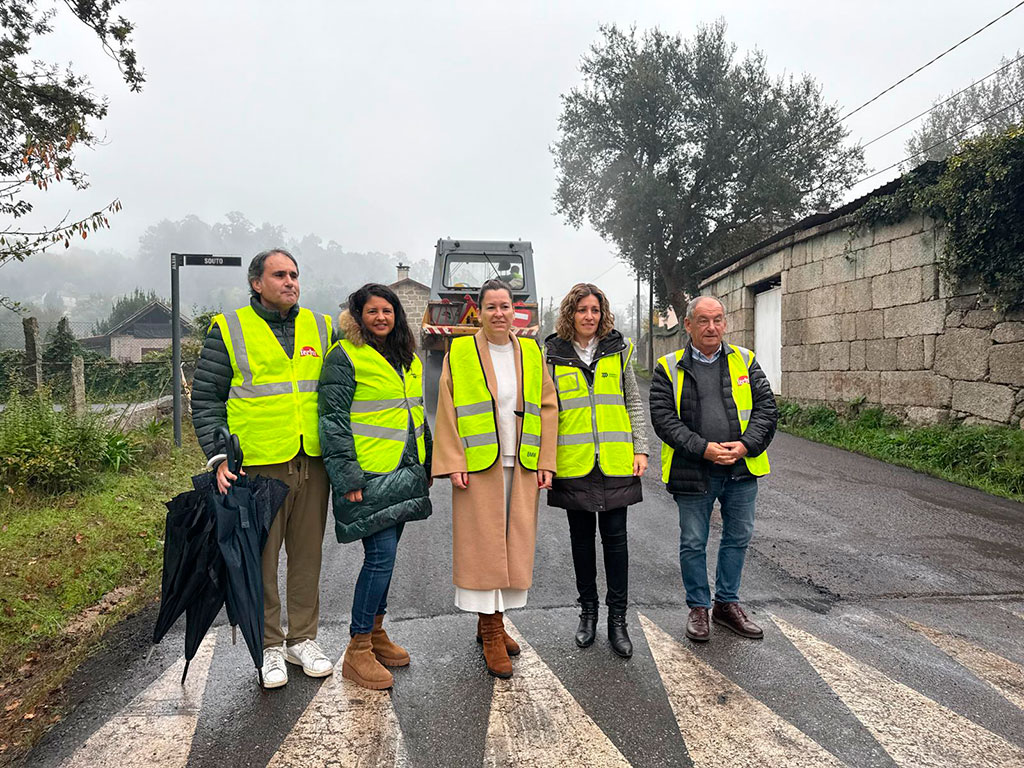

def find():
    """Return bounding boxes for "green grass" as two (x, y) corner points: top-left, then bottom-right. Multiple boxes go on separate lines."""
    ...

(0, 421), (204, 757)
(778, 399), (1024, 502)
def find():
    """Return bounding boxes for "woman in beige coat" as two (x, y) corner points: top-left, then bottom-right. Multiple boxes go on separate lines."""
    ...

(432, 278), (558, 678)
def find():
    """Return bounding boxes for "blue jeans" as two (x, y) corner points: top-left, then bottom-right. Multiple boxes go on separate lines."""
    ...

(675, 476), (758, 609)
(350, 523), (405, 636)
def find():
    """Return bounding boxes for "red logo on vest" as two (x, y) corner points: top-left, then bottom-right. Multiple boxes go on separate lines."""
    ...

(300, 346), (319, 358)
(737, 375), (749, 386)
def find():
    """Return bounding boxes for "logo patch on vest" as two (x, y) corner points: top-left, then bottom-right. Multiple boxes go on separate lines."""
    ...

(737, 375), (749, 386)
(299, 346), (319, 357)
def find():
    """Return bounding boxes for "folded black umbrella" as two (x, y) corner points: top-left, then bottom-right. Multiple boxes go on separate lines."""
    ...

(153, 489), (217, 645)
(154, 428), (289, 685)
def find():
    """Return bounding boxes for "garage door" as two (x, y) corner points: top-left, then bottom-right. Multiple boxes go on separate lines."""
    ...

(754, 286), (782, 394)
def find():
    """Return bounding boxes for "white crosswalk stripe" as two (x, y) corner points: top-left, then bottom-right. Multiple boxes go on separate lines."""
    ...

(483, 620), (632, 767)
(266, 654), (407, 768)
(773, 615), (1024, 767)
(637, 613), (844, 768)
(58, 634), (217, 768)
(902, 617), (1024, 711)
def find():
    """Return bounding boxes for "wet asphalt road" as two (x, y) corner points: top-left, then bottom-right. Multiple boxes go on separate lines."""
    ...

(22, 379), (1024, 767)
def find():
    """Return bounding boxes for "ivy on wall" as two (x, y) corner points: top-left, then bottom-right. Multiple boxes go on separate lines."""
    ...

(855, 125), (1024, 310)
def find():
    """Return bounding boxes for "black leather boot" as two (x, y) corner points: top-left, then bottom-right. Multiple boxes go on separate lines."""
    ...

(574, 600), (599, 648)
(608, 612), (633, 658)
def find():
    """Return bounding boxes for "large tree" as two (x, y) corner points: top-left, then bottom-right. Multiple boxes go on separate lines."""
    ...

(1, 0), (143, 309)
(553, 22), (865, 318)
(904, 51), (1023, 164)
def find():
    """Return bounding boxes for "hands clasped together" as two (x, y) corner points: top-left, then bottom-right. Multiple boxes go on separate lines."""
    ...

(702, 440), (748, 466)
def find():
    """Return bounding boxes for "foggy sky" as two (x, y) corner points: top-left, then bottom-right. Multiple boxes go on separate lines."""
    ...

(10, 0), (1024, 311)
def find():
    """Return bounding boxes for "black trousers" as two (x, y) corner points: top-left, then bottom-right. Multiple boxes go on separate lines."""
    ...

(566, 508), (628, 614)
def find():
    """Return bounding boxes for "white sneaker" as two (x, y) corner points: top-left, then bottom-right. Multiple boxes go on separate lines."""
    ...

(261, 645), (288, 689)
(284, 639), (334, 678)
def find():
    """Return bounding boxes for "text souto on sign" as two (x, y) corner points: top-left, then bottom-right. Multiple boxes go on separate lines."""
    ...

(181, 255), (243, 267)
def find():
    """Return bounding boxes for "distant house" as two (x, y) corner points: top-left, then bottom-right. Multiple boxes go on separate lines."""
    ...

(79, 301), (193, 363)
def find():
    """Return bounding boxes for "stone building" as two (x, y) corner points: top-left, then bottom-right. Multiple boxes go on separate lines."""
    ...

(79, 301), (193, 363)
(389, 264), (430, 341)
(696, 176), (1024, 429)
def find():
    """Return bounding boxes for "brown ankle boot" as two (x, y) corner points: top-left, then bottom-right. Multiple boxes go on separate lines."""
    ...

(342, 633), (394, 690)
(478, 612), (513, 678)
(371, 614), (410, 667)
(476, 615), (521, 656)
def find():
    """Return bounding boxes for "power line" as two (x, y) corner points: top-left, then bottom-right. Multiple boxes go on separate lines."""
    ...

(588, 258), (626, 284)
(859, 51), (1024, 150)
(783, 1), (1024, 159)
(837, 0), (1024, 126)
(849, 93), (1024, 189)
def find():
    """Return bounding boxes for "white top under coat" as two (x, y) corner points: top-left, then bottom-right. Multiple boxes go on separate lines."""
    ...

(488, 339), (519, 466)
(572, 334), (599, 366)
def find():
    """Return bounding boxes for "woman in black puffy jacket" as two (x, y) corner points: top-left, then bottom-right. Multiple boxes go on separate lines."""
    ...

(318, 283), (432, 690)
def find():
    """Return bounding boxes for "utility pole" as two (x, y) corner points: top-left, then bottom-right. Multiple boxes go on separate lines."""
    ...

(648, 244), (655, 371)
(635, 270), (641, 350)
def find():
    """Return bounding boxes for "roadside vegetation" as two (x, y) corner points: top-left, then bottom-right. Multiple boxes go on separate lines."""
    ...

(778, 399), (1024, 502)
(0, 389), (203, 761)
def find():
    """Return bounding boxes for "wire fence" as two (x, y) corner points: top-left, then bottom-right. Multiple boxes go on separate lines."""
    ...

(0, 319), (198, 407)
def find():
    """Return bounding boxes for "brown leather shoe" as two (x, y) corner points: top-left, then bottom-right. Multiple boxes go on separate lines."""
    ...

(712, 601), (764, 639)
(476, 615), (521, 656)
(478, 612), (513, 678)
(685, 607), (710, 642)
(371, 614), (410, 667)
(342, 633), (394, 690)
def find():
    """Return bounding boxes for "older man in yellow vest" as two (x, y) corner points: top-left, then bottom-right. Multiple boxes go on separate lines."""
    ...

(649, 296), (778, 644)
(192, 248), (333, 688)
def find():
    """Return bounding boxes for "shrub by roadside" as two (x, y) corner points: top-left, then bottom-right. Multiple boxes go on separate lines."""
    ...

(0, 390), (144, 494)
(0, 403), (204, 763)
(778, 399), (1024, 501)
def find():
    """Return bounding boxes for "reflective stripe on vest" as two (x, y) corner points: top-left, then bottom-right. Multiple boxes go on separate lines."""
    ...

(550, 340), (634, 479)
(217, 306), (332, 465)
(337, 340), (426, 474)
(657, 344), (770, 483)
(449, 336), (543, 472)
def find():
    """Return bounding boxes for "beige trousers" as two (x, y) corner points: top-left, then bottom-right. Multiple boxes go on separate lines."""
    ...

(245, 453), (329, 647)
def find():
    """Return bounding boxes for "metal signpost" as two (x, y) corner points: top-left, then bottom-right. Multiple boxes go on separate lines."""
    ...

(170, 253), (243, 446)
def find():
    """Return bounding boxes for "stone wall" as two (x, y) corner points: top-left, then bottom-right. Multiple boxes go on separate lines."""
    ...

(701, 214), (1024, 429)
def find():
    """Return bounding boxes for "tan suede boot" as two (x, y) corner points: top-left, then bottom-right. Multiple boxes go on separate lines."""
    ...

(371, 614), (410, 667)
(342, 633), (394, 690)
(476, 615), (521, 656)
(478, 612), (513, 679)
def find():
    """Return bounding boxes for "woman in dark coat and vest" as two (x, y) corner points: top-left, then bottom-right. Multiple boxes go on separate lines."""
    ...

(319, 283), (432, 690)
(544, 283), (649, 658)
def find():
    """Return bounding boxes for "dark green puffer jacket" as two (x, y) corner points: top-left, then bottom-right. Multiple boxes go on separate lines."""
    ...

(318, 311), (433, 544)
(191, 298), (302, 460)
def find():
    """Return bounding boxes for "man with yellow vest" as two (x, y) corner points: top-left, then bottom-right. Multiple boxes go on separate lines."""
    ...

(649, 296), (778, 644)
(192, 248), (334, 688)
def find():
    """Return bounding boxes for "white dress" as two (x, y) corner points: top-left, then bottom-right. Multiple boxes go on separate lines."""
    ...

(454, 339), (529, 613)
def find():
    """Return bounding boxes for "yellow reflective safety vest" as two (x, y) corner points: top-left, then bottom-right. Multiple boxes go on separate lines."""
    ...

(448, 335), (543, 472)
(337, 340), (426, 474)
(657, 344), (771, 483)
(549, 340), (634, 479)
(215, 305), (332, 466)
